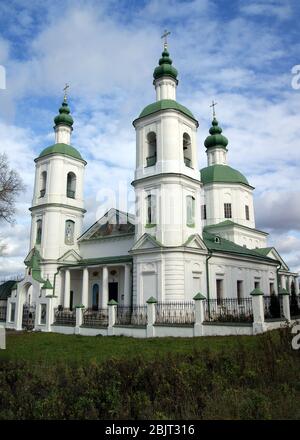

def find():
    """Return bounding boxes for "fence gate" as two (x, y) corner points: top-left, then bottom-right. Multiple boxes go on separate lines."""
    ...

(22, 303), (36, 330)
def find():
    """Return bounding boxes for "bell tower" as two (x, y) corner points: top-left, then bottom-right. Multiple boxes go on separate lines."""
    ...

(132, 39), (202, 247)
(29, 91), (86, 279)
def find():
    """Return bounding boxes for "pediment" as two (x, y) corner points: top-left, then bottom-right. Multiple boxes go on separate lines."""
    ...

(131, 233), (162, 251)
(184, 234), (207, 250)
(58, 249), (82, 263)
(267, 248), (289, 271)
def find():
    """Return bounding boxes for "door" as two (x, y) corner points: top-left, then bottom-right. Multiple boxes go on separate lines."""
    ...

(92, 284), (99, 310)
(108, 282), (118, 302)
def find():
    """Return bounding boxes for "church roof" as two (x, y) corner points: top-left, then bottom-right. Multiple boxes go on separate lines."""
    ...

(204, 220), (268, 236)
(37, 143), (85, 163)
(0, 280), (17, 300)
(54, 98), (74, 127)
(136, 99), (197, 123)
(200, 164), (252, 187)
(202, 231), (278, 263)
(153, 48), (178, 81)
(204, 117), (228, 150)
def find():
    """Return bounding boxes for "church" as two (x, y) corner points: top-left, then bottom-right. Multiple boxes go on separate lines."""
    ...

(1, 39), (299, 336)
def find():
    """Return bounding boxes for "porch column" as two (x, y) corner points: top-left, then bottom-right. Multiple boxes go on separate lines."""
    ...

(102, 266), (108, 307)
(64, 269), (70, 308)
(124, 264), (132, 306)
(81, 267), (89, 307)
(295, 278), (299, 295)
(281, 275), (286, 289)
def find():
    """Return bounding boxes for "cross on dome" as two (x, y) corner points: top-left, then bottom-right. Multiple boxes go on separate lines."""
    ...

(161, 29), (171, 49)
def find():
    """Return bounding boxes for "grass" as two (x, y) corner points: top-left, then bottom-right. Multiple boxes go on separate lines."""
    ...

(0, 329), (261, 365)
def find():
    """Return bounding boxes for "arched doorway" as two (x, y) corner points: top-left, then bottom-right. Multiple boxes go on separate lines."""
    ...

(21, 282), (36, 330)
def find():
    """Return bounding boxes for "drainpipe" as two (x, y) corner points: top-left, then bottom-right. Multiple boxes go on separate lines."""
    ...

(206, 250), (213, 319)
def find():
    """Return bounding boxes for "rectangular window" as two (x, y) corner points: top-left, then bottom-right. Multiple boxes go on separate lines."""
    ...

(237, 280), (243, 304)
(201, 204), (207, 220)
(40, 304), (47, 325)
(186, 195), (195, 227)
(10, 303), (15, 322)
(216, 279), (223, 305)
(224, 203), (232, 218)
(254, 280), (260, 290)
(269, 282), (275, 295)
(245, 205), (250, 220)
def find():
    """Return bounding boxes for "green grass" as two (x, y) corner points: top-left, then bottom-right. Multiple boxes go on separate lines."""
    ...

(0, 330), (261, 365)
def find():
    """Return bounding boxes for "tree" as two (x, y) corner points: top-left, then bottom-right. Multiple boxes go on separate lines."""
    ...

(0, 153), (24, 224)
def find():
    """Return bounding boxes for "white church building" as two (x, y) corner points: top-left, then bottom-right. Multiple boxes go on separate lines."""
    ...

(1, 41), (299, 337)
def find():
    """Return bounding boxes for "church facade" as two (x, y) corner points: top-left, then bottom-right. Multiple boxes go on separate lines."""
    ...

(2, 43), (299, 335)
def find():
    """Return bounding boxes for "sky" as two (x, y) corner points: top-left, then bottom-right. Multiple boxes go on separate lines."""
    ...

(0, 0), (300, 278)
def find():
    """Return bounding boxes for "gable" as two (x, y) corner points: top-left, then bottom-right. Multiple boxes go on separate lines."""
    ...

(267, 248), (289, 271)
(184, 234), (207, 250)
(79, 208), (135, 241)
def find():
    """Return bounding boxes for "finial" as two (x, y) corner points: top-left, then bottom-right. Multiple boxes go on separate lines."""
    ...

(63, 83), (69, 102)
(161, 29), (171, 50)
(210, 100), (217, 118)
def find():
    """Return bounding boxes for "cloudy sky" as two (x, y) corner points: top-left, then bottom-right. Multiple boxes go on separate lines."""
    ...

(0, 0), (300, 277)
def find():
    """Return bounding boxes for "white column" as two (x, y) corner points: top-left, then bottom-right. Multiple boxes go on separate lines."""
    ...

(281, 275), (286, 289)
(295, 278), (299, 295)
(124, 264), (131, 306)
(81, 267), (89, 307)
(64, 269), (70, 309)
(102, 266), (108, 308)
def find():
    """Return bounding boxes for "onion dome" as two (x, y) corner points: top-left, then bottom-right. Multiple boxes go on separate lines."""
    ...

(54, 98), (74, 127)
(153, 48), (178, 81)
(204, 117), (228, 149)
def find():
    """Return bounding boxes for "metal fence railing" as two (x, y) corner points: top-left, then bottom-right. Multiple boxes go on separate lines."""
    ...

(82, 308), (109, 327)
(155, 301), (195, 325)
(0, 306), (7, 322)
(204, 298), (253, 323)
(264, 295), (284, 320)
(22, 303), (36, 330)
(53, 308), (76, 326)
(115, 306), (147, 326)
(290, 294), (300, 318)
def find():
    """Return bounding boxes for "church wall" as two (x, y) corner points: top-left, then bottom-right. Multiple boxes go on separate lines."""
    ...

(79, 236), (134, 259)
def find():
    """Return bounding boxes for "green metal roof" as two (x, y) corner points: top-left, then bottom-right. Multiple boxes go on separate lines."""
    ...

(204, 220), (268, 236)
(200, 164), (251, 187)
(59, 255), (133, 268)
(54, 98), (74, 127)
(254, 247), (273, 256)
(0, 280), (16, 300)
(153, 48), (178, 81)
(204, 118), (228, 150)
(38, 143), (84, 162)
(137, 99), (196, 122)
(202, 231), (277, 263)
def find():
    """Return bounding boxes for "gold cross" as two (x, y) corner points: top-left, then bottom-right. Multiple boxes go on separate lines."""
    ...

(210, 100), (217, 118)
(161, 29), (171, 49)
(63, 83), (69, 101)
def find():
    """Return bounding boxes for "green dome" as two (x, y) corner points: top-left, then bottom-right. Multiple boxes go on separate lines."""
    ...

(137, 99), (197, 123)
(200, 164), (250, 187)
(153, 48), (178, 81)
(54, 99), (74, 127)
(38, 143), (85, 162)
(204, 118), (228, 149)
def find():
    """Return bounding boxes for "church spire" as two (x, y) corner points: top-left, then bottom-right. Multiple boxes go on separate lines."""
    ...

(153, 31), (178, 101)
(53, 86), (74, 144)
(204, 111), (229, 166)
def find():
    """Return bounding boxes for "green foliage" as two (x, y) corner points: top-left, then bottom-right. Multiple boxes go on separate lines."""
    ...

(0, 328), (299, 420)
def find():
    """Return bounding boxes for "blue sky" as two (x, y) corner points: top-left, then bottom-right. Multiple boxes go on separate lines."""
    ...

(0, 0), (300, 276)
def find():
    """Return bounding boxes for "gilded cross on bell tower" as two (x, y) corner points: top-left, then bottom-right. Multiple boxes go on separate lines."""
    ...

(161, 29), (171, 49)
(210, 100), (218, 118)
(63, 83), (69, 102)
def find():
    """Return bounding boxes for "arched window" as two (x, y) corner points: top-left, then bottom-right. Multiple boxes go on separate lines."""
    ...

(183, 133), (192, 168)
(40, 171), (47, 197)
(36, 219), (42, 244)
(66, 172), (76, 198)
(146, 132), (157, 167)
(92, 284), (99, 310)
(65, 220), (75, 245)
(146, 194), (156, 225)
(186, 195), (195, 227)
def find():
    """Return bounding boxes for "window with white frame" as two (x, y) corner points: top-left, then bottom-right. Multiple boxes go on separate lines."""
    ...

(224, 203), (232, 218)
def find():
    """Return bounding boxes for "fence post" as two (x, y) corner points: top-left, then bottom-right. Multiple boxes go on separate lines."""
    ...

(108, 299), (118, 336)
(250, 288), (266, 334)
(193, 293), (206, 336)
(146, 297), (157, 338)
(278, 288), (291, 322)
(75, 304), (84, 334)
